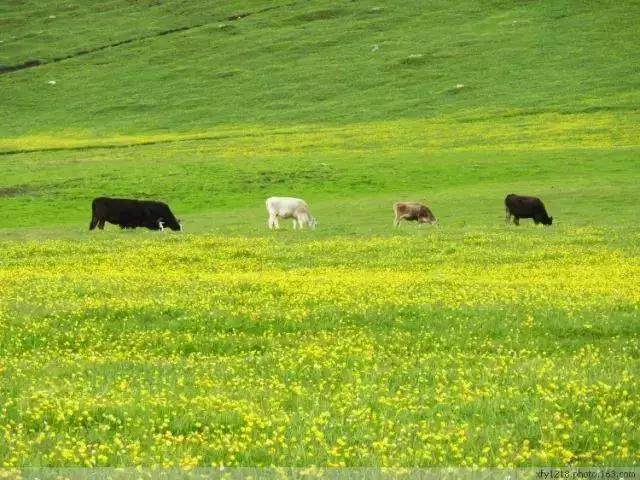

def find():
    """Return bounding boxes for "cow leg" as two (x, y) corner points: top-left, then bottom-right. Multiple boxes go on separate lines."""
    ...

(394, 215), (401, 227)
(268, 214), (279, 230)
(98, 219), (106, 230)
(513, 216), (520, 226)
(292, 218), (298, 230)
(505, 209), (512, 224)
(89, 216), (99, 230)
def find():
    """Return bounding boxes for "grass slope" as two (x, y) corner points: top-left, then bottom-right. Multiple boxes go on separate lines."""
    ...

(2, 0), (639, 138)
(1, 145), (639, 234)
(1, 0), (639, 232)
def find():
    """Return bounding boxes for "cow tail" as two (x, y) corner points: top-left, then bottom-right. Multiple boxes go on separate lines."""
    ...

(89, 199), (98, 230)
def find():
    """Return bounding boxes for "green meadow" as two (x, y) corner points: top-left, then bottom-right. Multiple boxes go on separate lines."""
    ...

(0, 0), (639, 468)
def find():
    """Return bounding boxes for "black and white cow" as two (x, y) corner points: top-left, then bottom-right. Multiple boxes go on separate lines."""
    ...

(89, 197), (182, 231)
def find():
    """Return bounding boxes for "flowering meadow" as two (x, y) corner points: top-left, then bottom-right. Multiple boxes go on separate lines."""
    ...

(2, 0), (640, 471)
(1, 228), (638, 468)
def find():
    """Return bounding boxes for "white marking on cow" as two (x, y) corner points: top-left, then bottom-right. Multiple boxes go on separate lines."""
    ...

(266, 197), (317, 230)
(158, 220), (165, 231)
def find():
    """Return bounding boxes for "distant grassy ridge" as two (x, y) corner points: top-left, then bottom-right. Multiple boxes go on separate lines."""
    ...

(2, 1), (639, 137)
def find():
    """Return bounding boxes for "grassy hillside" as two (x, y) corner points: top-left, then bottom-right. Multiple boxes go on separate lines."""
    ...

(1, 0), (639, 470)
(1, 0), (639, 232)
(2, 0), (640, 137)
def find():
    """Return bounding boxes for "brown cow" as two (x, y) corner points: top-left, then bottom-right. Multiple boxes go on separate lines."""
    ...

(393, 202), (437, 227)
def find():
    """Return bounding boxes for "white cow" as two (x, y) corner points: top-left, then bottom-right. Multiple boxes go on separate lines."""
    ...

(266, 197), (317, 230)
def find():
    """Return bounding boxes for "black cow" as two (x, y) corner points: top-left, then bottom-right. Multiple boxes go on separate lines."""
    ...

(505, 194), (553, 226)
(89, 197), (182, 231)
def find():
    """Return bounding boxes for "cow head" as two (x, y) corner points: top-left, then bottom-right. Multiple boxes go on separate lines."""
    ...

(163, 217), (182, 231)
(545, 216), (553, 226)
(309, 216), (317, 230)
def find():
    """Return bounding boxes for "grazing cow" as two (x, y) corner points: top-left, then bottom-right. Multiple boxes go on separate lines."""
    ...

(393, 202), (437, 227)
(266, 197), (317, 230)
(89, 197), (182, 231)
(504, 194), (553, 226)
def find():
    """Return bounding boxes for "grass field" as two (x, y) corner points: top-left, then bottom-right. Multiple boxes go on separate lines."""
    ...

(1, 0), (639, 469)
